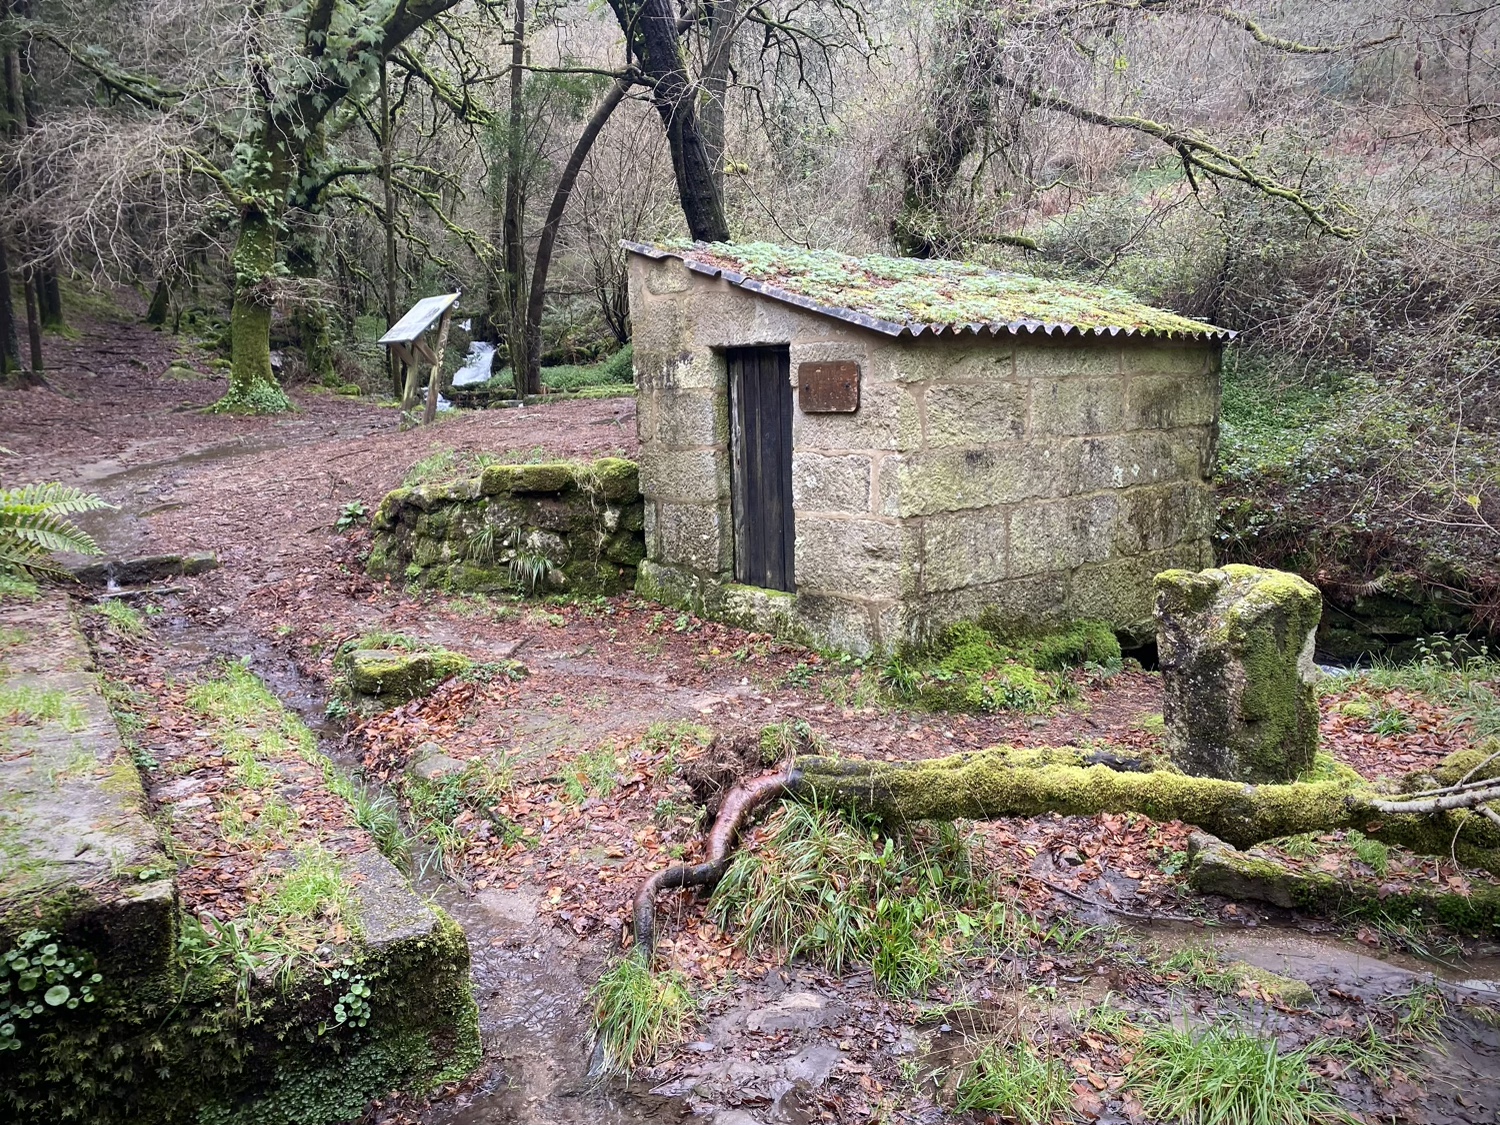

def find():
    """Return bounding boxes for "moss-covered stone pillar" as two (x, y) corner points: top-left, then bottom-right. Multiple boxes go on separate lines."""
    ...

(1154, 564), (1322, 783)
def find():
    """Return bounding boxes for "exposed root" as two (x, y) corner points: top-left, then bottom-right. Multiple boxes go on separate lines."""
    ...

(630, 766), (798, 957)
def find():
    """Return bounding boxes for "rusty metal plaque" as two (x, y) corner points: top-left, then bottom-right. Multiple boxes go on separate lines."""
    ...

(797, 362), (860, 413)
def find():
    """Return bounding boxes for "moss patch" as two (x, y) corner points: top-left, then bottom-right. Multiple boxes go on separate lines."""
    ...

(656, 241), (1229, 337)
(881, 617), (1120, 714)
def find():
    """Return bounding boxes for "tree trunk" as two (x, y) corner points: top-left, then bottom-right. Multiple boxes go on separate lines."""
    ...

(20, 270), (42, 375)
(38, 264), (61, 330)
(219, 202), (290, 413)
(5, 42), (42, 382)
(380, 54), (402, 399)
(611, 0), (730, 242)
(145, 277), (171, 327)
(502, 0), (531, 393)
(791, 748), (1500, 875)
(892, 6), (1000, 258)
(0, 234), (20, 375)
(697, 0), (740, 202)
(522, 75), (631, 393)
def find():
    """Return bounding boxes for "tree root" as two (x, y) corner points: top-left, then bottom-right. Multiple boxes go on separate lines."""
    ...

(630, 766), (797, 958)
(629, 745), (1500, 954)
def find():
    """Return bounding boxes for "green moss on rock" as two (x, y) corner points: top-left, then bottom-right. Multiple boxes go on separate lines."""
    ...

(344, 649), (470, 703)
(370, 457), (643, 597)
(1155, 565), (1321, 784)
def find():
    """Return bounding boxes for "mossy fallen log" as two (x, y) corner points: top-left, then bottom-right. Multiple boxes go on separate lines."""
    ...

(789, 747), (1500, 875)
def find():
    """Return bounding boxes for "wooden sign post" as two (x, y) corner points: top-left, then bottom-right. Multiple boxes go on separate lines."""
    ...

(378, 292), (461, 427)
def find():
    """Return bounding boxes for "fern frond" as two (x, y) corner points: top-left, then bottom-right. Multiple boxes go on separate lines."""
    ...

(0, 483), (114, 517)
(0, 481), (108, 577)
(3, 514), (101, 556)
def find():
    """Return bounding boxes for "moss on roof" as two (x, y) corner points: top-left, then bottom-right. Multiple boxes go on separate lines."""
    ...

(654, 241), (1228, 339)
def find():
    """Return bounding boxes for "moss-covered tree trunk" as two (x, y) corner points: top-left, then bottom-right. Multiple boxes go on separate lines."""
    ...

(791, 748), (1500, 875)
(219, 205), (290, 413)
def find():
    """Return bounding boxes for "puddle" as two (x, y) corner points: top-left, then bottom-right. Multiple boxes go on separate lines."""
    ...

(1138, 918), (1500, 1000)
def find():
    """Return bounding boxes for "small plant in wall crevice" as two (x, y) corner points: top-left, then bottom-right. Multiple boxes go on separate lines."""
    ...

(1, 930), (103, 1049)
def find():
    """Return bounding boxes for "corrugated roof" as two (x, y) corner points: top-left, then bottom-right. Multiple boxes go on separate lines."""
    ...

(622, 240), (1234, 342)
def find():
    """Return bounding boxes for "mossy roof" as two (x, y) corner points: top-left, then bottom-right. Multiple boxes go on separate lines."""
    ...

(623, 240), (1233, 342)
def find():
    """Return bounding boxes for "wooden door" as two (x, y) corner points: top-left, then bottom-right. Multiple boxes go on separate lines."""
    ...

(729, 346), (795, 592)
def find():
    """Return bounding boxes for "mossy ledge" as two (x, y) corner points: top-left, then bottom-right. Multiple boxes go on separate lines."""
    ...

(3, 905), (480, 1125)
(790, 745), (1500, 874)
(0, 597), (481, 1124)
(368, 456), (643, 595)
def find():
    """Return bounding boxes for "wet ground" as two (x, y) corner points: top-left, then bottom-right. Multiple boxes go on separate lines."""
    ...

(8, 310), (1500, 1123)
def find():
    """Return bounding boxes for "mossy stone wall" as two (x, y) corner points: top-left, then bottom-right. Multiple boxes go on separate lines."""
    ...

(630, 253), (1219, 656)
(367, 457), (645, 594)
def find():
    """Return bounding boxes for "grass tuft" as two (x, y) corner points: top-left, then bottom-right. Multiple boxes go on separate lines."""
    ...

(711, 801), (1018, 996)
(94, 600), (148, 637)
(589, 954), (692, 1077)
(1125, 1023), (1353, 1125)
(953, 1041), (1073, 1122)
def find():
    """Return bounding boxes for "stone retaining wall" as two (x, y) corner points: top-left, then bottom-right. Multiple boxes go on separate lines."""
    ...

(0, 596), (480, 1125)
(630, 253), (1218, 655)
(368, 458), (644, 595)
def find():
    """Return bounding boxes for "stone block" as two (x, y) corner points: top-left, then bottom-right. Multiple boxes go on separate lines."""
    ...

(687, 281), (759, 346)
(1015, 342), (1122, 380)
(636, 559), (703, 612)
(922, 381), (1028, 446)
(638, 447), (727, 504)
(794, 381), (919, 452)
(792, 453), (873, 513)
(1066, 556), (1156, 628)
(1065, 431), (1205, 493)
(585, 457), (641, 502)
(790, 340), (872, 372)
(715, 583), (804, 641)
(657, 502), (729, 574)
(1155, 564), (1322, 784)
(880, 445), (1057, 518)
(346, 648), (471, 703)
(660, 388), (727, 447)
(909, 573), (1071, 643)
(1126, 373), (1218, 430)
(1030, 375), (1126, 436)
(794, 593), (880, 657)
(1009, 495), (1118, 577)
(645, 257), (693, 295)
(1122, 341), (1210, 376)
(643, 501), (660, 558)
(919, 507), (1008, 593)
(660, 348), (722, 392)
(635, 387), (659, 442)
(479, 462), (574, 495)
(794, 516), (911, 598)
(941, 345), (1015, 381)
(1113, 482), (1214, 556)
(629, 299), (690, 357)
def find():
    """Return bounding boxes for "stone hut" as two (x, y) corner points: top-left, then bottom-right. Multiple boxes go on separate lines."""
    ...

(627, 241), (1230, 656)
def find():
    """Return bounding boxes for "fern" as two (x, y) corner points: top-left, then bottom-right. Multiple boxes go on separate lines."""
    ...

(0, 484), (112, 575)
